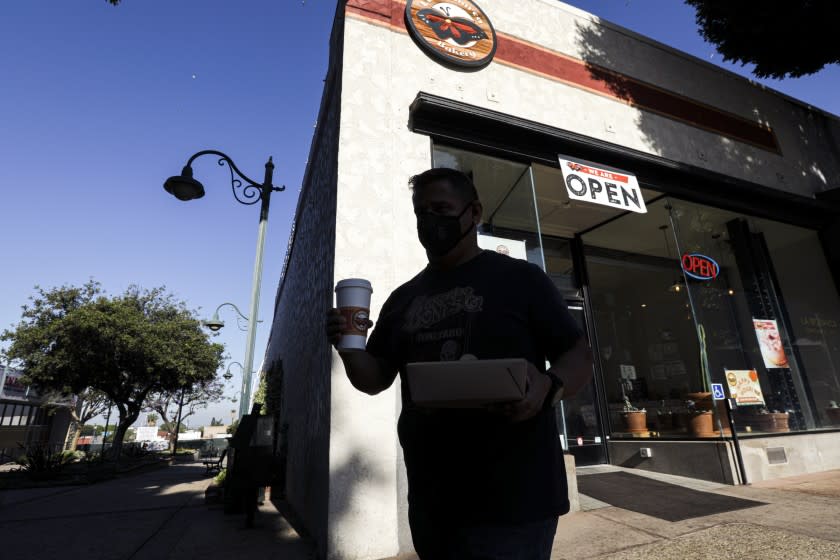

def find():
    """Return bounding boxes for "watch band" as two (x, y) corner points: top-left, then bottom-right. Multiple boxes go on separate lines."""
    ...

(545, 370), (565, 407)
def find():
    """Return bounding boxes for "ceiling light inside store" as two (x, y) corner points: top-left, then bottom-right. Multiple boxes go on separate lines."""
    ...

(728, 289), (735, 295)
(669, 279), (685, 293)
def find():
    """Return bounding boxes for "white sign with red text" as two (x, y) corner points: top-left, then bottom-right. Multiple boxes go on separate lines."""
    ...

(558, 155), (647, 213)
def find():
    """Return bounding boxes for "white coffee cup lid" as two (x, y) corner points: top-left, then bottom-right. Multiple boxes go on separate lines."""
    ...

(335, 278), (372, 292)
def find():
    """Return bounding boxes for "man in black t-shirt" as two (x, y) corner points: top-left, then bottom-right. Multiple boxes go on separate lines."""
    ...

(327, 167), (592, 559)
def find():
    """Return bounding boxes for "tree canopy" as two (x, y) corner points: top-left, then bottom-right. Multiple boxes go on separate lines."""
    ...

(686, 0), (840, 78)
(145, 378), (225, 449)
(1, 281), (224, 457)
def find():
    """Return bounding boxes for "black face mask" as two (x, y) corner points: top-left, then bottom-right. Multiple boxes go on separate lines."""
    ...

(416, 201), (475, 257)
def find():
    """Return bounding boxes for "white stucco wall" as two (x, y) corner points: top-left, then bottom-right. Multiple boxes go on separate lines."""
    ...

(322, 1), (840, 557)
(327, 18), (431, 560)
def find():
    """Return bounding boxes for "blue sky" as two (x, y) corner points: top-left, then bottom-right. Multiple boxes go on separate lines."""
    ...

(1, 1), (837, 428)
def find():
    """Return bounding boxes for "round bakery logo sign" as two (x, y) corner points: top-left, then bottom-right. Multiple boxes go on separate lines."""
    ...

(405, 0), (497, 69)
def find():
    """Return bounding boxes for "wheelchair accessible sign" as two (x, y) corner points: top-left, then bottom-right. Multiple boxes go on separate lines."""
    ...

(711, 383), (726, 401)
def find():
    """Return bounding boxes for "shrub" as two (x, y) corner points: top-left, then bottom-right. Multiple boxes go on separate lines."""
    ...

(16, 445), (75, 479)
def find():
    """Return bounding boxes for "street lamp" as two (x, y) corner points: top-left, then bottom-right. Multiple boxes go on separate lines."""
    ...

(202, 302), (261, 332)
(164, 150), (284, 418)
(224, 361), (244, 381)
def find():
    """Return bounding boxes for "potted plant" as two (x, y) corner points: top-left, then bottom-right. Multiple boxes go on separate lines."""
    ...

(621, 396), (648, 434)
(656, 400), (674, 431)
(826, 401), (840, 426)
(205, 467), (226, 505)
(750, 407), (790, 433)
(686, 399), (715, 437)
(686, 324), (714, 411)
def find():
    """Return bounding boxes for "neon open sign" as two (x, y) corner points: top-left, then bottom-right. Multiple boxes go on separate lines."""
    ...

(681, 253), (719, 281)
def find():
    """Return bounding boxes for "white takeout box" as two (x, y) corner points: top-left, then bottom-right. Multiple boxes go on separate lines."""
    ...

(406, 358), (528, 408)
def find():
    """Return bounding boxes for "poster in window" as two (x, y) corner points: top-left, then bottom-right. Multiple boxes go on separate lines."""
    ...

(477, 234), (528, 261)
(725, 369), (765, 406)
(753, 319), (789, 369)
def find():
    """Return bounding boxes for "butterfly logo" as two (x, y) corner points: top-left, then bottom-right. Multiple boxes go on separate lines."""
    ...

(417, 8), (488, 45)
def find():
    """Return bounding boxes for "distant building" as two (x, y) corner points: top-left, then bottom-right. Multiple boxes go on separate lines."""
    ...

(201, 425), (228, 439)
(134, 426), (163, 442)
(0, 365), (72, 459)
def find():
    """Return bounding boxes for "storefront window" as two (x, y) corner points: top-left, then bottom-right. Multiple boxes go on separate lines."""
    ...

(433, 144), (545, 268)
(429, 143), (840, 443)
(671, 200), (840, 432)
(759, 218), (840, 428)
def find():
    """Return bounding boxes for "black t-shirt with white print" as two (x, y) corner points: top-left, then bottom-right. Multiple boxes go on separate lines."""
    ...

(366, 250), (583, 526)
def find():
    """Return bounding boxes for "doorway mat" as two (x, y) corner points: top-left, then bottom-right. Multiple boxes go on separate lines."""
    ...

(576, 471), (765, 522)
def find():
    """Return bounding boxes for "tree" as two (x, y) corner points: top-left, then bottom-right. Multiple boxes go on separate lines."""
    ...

(44, 388), (110, 451)
(144, 378), (225, 450)
(146, 412), (158, 427)
(210, 417), (224, 427)
(252, 372), (267, 415)
(685, 1), (840, 78)
(227, 418), (240, 435)
(159, 421), (188, 434)
(1, 281), (224, 459)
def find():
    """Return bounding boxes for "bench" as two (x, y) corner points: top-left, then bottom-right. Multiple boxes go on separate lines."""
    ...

(203, 449), (227, 475)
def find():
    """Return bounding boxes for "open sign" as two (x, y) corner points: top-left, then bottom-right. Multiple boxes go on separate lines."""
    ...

(682, 253), (719, 280)
(558, 155), (647, 214)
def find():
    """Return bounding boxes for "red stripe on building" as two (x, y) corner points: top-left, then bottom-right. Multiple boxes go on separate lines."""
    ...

(345, 0), (779, 153)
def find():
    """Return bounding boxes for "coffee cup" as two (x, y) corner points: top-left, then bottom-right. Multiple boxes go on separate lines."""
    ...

(334, 278), (373, 351)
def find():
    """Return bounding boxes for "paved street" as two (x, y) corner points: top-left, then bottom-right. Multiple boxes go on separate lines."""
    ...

(0, 463), (313, 560)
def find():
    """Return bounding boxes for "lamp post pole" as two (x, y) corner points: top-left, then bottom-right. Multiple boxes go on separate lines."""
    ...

(240, 160), (272, 418)
(164, 150), (283, 419)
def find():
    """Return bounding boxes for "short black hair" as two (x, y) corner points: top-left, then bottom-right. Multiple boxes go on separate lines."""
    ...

(409, 167), (478, 204)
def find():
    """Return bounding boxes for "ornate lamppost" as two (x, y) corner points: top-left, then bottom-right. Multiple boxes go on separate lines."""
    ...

(164, 150), (284, 418)
(203, 302), (260, 332)
(223, 361), (243, 382)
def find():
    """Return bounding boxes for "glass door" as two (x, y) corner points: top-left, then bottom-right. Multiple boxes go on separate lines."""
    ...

(557, 302), (609, 465)
(581, 198), (706, 439)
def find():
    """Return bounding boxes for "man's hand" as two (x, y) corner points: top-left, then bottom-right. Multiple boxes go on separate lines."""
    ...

(326, 308), (374, 348)
(325, 308), (394, 395)
(551, 337), (592, 399)
(326, 308), (346, 347)
(486, 362), (551, 423)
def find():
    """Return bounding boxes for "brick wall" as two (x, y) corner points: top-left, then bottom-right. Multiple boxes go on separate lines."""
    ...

(262, 6), (344, 558)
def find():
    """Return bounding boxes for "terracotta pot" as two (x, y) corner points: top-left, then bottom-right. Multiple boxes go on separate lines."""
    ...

(750, 412), (790, 433)
(825, 408), (840, 426)
(622, 411), (648, 433)
(688, 411), (715, 437)
(713, 400), (732, 436)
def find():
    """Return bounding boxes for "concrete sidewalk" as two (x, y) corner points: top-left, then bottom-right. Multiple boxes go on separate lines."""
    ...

(0, 462), (314, 560)
(385, 467), (840, 560)
(2, 461), (838, 559)
(550, 466), (840, 559)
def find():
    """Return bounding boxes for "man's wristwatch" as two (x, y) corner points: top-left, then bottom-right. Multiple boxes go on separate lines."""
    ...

(545, 370), (565, 407)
